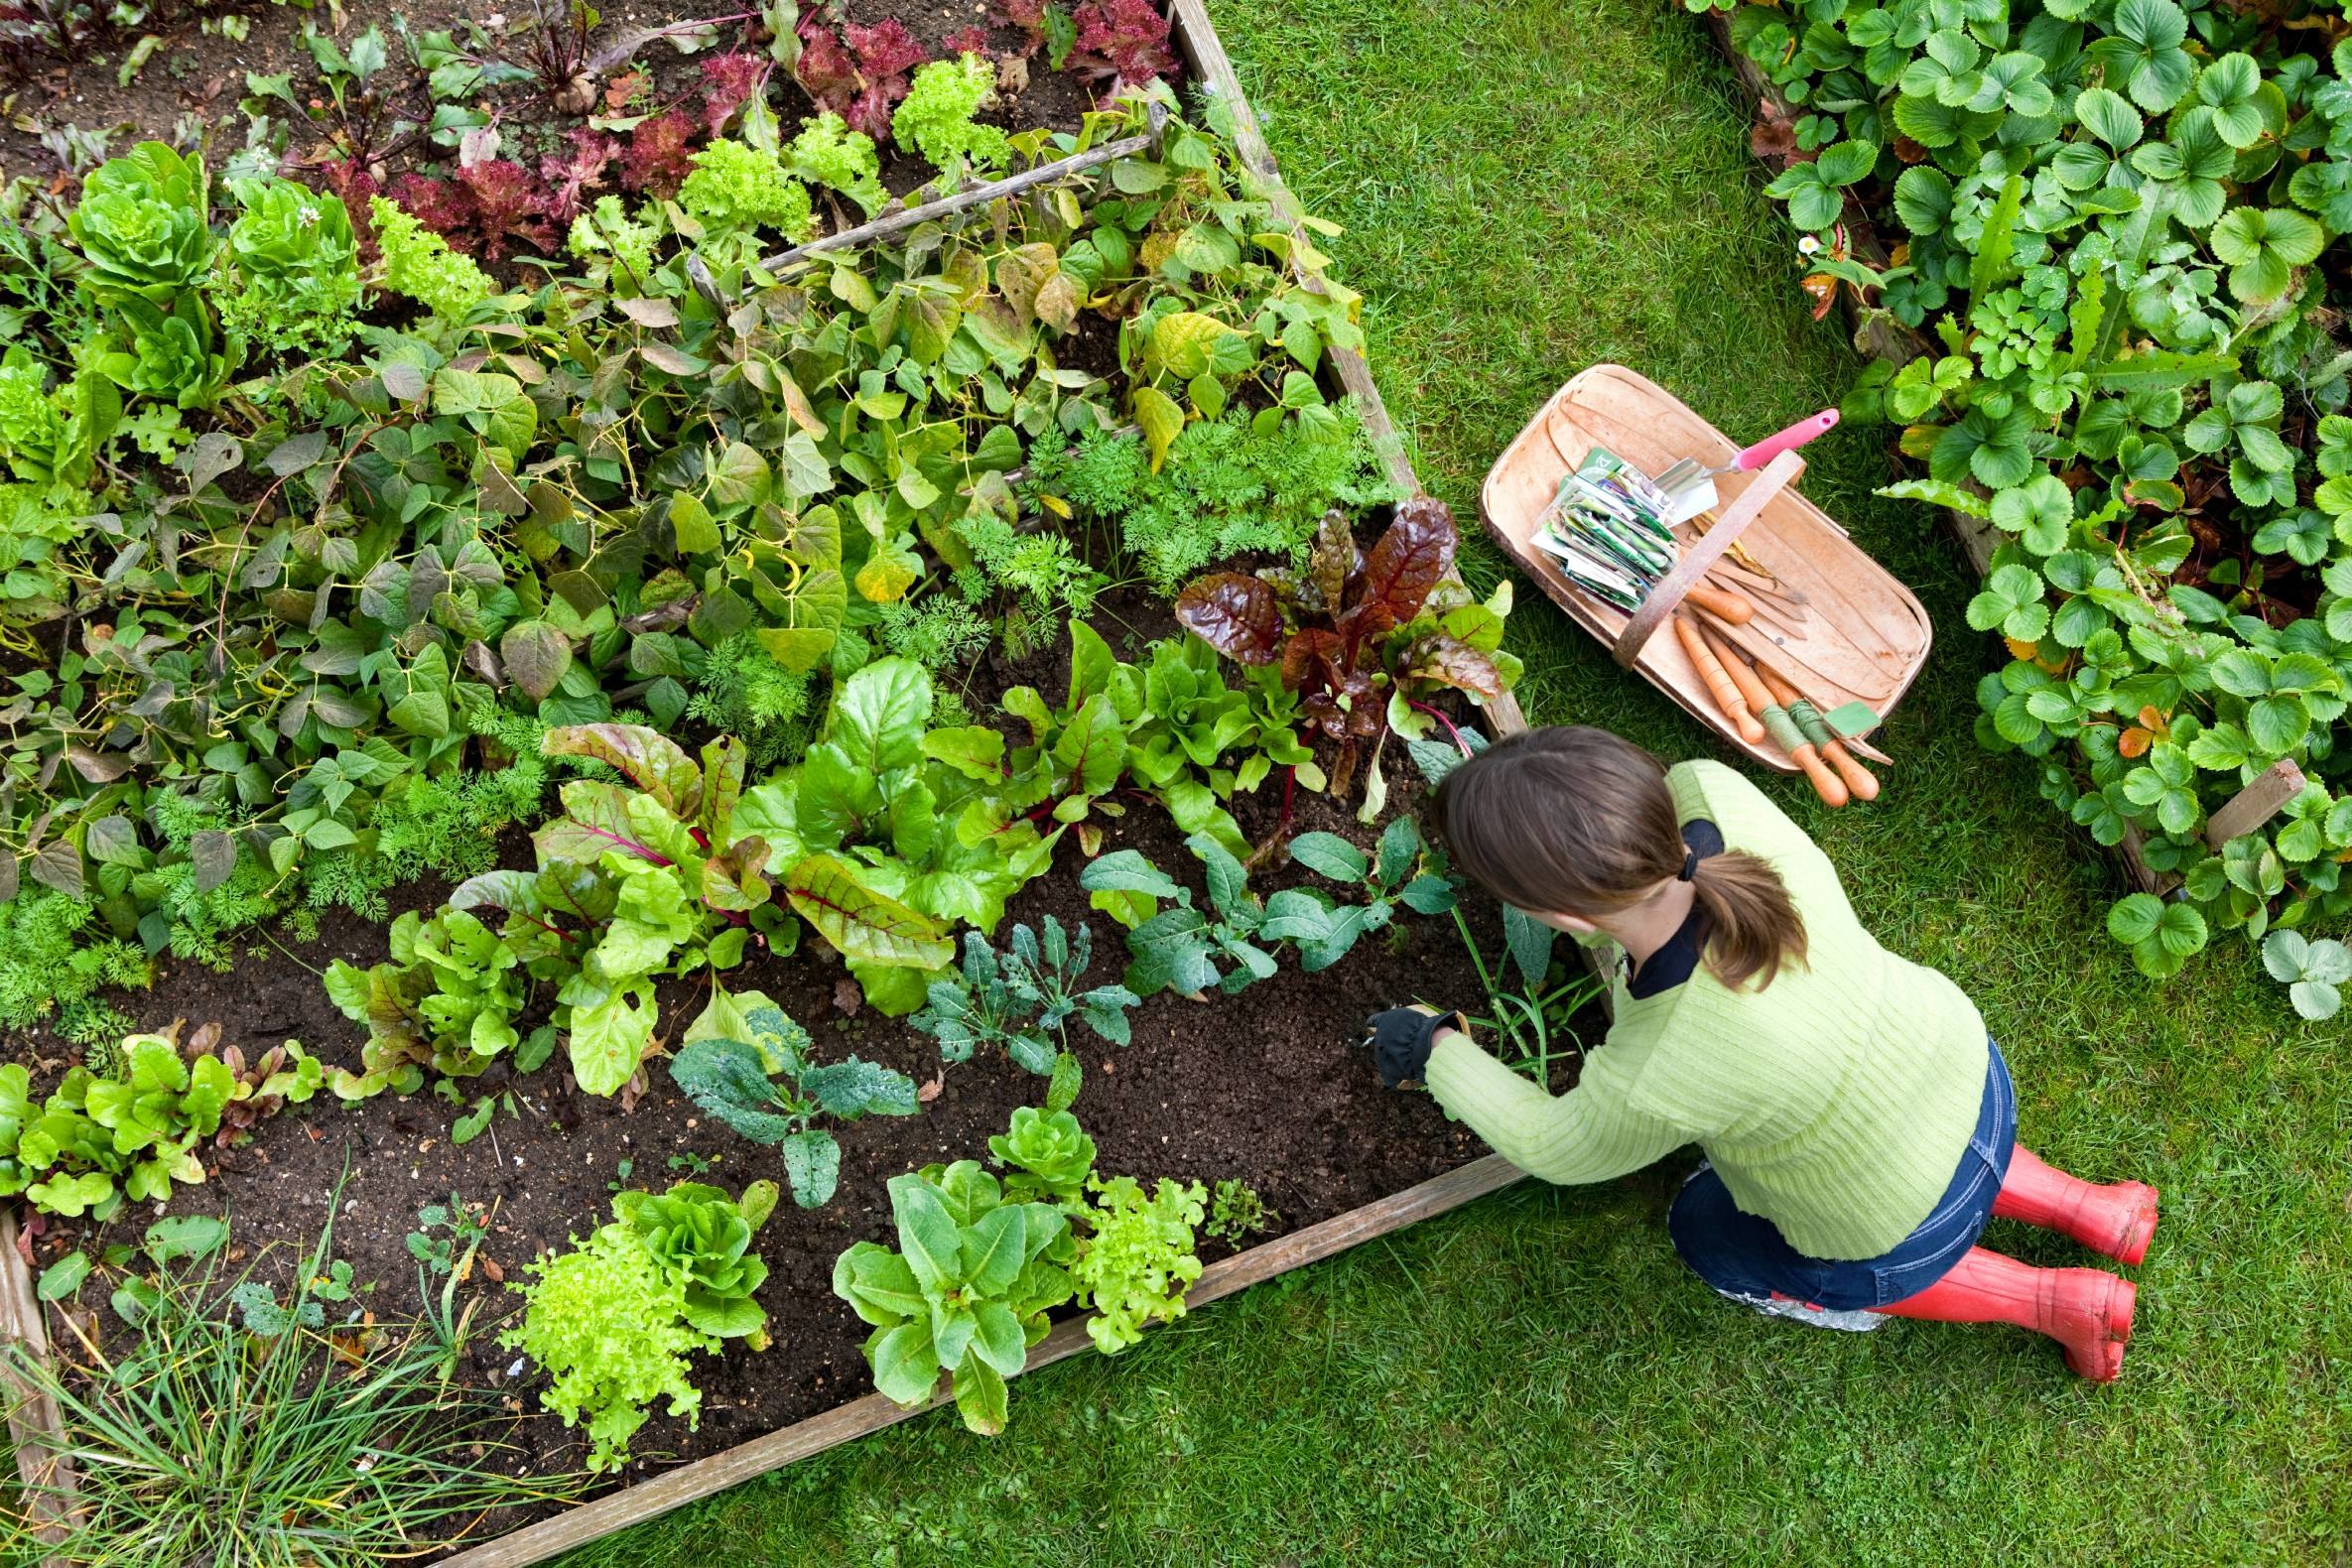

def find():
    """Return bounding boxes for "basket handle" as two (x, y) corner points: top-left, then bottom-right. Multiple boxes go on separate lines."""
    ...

(1612, 450), (1803, 669)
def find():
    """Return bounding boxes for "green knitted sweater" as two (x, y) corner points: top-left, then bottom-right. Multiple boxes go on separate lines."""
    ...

(1425, 759), (1989, 1260)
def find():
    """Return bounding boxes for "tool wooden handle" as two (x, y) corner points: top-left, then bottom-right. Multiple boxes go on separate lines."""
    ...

(1756, 665), (1879, 800)
(1790, 739), (1849, 807)
(1674, 614), (1764, 744)
(1681, 584), (1755, 625)
(1695, 625), (1767, 710)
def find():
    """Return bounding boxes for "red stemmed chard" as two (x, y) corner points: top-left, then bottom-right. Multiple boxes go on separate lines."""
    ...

(1175, 497), (1511, 800)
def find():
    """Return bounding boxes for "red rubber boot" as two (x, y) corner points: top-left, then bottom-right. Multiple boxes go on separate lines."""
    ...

(1994, 1145), (2159, 1265)
(1873, 1246), (2136, 1381)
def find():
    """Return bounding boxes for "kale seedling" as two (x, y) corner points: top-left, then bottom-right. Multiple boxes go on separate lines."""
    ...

(910, 916), (1139, 1076)
(1261, 817), (1458, 972)
(1080, 834), (1278, 997)
(668, 989), (919, 1209)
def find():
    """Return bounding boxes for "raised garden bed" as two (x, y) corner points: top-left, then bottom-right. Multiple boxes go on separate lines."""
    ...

(0, 2), (1574, 1561)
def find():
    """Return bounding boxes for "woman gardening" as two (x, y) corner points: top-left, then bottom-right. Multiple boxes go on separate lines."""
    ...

(1367, 726), (2158, 1379)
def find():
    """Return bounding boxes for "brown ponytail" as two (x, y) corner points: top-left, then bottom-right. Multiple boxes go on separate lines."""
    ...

(1433, 726), (1806, 990)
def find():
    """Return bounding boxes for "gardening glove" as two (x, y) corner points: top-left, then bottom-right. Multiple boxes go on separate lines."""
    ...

(1364, 1004), (1466, 1089)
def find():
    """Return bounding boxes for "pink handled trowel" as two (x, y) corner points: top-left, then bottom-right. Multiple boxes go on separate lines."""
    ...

(1652, 408), (1840, 524)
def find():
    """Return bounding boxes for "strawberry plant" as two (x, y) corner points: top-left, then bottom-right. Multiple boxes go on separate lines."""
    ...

(1732, 0), (2352, 980)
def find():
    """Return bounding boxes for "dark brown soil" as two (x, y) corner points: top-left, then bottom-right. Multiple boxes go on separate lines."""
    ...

(12, 601), (1592, 1537)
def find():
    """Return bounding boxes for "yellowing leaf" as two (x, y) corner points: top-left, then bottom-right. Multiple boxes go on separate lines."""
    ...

(1131, 386), (1186, 471)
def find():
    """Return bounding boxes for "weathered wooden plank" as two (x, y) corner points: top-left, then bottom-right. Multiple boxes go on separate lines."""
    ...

(0, 1209), (76, 1566)
(433, 1154), (1526, 1567)
(758, 107), (1167, 271)
(2205, 759), (2309, 849)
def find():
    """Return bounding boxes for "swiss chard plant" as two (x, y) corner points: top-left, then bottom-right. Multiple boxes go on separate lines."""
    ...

(666, 987), (920, 1208)
(730, 655), (1063, 1015)
(910, 916), (1140, 1076)
(336, 724), (796, 1099)
(1176, 499), (1519, 803)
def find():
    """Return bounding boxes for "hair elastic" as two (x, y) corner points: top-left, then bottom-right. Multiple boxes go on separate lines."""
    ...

(1677, 849), (1698, 883)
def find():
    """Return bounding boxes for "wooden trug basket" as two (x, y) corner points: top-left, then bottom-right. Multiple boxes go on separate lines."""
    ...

(1480, 363), (1932, 771)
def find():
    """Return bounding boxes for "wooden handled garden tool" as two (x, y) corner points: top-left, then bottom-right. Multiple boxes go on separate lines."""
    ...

(1674, 612), (1764, 745)
(1756, 663), (1880, 801)
(1654, 409), (1840, 524)
(1695, 622), (1847, 807)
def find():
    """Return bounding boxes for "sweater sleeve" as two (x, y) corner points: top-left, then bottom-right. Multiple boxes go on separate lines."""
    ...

(1420, 1024), (1691, 1185)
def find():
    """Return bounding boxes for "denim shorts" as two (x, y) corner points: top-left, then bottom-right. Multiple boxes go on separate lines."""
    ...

(1667, 1039), (2016, 1311)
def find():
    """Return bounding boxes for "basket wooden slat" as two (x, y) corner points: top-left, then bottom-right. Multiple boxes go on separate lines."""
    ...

(1480, 363), (1932, 771)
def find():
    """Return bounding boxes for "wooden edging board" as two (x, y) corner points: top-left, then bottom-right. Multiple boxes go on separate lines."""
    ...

(0, 6), (1536, 1565)
(1693, 9), (2300, 889)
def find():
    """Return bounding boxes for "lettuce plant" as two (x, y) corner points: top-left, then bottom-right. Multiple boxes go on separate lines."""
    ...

(988, 1105), (1097, 1206)
(67, 142), (213, 305)
(786, 111), (888, 218)
(93, 295), (233, 411)
(910, 916), (1139, 1076)
(733, 657), (1060, 1015)
(667, 988), (919, 1208)
(370, 196), (494, 321)
(891, 54), (1011, 177)
(500, 1225), (713, 1473)
(1072, 1174), (1205, 1353)
(831, 1160), (1075, 1434)
(218, 179), (363, 361)
(678, 139), (817, 241)
(609, 1178), (780, 1345)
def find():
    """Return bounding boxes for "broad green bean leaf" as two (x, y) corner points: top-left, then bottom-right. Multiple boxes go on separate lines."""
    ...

(1130, 385), (1185, 470)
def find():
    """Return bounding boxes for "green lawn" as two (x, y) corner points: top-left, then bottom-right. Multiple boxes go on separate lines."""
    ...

(571, 0), (2350, 1560)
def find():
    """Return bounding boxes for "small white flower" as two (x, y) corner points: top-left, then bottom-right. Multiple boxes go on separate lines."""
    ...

(1796, 234), (1821, 257)
(299, 204), (321, 227)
